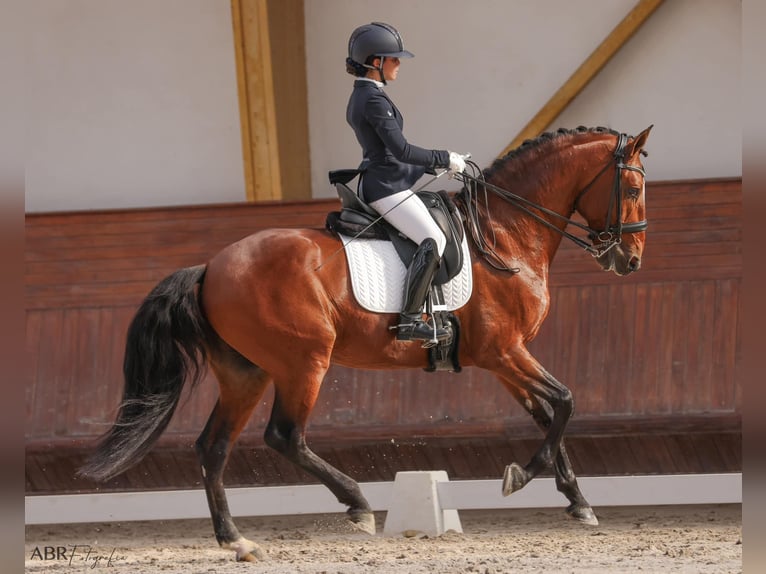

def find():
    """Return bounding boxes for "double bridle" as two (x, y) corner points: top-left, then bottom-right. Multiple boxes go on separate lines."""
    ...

(456, 133), (647, 273)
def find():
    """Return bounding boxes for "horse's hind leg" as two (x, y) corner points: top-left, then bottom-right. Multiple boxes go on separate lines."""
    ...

(195, 345), (272, 562)
(503, 383), (598, 525)
(264, 369), (375, 534)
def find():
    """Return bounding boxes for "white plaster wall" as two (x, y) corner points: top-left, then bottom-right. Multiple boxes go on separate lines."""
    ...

(25, 0), (245, 212)
(555, 0), (741, 180)
(22, 0), (740, 212)
(305, 0), (741, 198)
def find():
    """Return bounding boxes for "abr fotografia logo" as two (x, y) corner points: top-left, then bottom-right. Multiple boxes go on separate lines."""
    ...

(29, 545), (126, 567)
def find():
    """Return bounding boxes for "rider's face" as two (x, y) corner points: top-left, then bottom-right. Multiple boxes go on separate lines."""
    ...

(371, 57), (401, 82)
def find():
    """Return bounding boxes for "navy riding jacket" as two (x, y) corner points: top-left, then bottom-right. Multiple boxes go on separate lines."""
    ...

(346, 79), (450, 203)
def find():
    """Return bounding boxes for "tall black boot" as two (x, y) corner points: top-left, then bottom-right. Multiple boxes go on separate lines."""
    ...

(395, 238), (449, 343)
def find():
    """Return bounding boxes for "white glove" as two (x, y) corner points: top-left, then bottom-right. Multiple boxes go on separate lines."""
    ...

(448, 151), (467, 177)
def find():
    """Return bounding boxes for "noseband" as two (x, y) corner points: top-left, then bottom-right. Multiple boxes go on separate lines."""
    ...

(456, 133), (647, 269)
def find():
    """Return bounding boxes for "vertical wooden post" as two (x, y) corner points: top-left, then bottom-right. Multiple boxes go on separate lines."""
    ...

(231, 0), (310, 202)
(265, 0), (312, 201)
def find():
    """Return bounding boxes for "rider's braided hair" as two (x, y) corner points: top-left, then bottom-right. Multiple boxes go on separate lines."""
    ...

(345, 56), (376, 77)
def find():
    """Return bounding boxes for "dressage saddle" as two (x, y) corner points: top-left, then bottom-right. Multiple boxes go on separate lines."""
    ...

(324, 169), (465, 286)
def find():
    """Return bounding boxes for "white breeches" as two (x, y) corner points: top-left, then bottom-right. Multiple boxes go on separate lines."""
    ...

(369, 190), (447, 256)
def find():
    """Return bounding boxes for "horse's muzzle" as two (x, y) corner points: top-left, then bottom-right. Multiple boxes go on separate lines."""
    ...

(597, 247), (641, 276)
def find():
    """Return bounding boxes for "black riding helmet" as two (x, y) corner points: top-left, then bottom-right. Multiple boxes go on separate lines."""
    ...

(348, 22), (414, 84)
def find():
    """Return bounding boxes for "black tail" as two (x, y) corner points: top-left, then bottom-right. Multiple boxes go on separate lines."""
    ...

(79, 265), (209, 482)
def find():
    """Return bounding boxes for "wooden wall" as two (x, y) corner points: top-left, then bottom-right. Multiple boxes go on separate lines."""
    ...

(25, 179), (742, 493)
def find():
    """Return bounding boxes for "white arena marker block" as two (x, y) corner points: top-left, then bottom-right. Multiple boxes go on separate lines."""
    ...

(383, 471), (463, 537)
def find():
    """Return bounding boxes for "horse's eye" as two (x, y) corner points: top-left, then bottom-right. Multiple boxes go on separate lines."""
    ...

(626, 187), (641, 199)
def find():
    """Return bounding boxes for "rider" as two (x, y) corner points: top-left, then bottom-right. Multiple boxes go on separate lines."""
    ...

(345, 22), (468, 343)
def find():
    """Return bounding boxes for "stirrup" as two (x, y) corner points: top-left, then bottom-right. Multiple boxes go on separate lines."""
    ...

(393, 317), (449, 346)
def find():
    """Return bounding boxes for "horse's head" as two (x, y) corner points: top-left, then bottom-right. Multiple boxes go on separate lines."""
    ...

(574, 126), (653, 276)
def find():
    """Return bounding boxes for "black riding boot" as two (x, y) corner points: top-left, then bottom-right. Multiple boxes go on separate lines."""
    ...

(395, 238), (449, 342)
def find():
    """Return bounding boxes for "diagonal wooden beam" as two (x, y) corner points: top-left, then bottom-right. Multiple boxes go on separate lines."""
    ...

(498, 0), (665, 158)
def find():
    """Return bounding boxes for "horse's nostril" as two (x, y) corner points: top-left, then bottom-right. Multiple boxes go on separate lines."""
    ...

(628, 256), (641, 271)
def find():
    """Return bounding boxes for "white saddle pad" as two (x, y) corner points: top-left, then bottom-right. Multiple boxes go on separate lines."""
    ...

(339, 234), (473, 313)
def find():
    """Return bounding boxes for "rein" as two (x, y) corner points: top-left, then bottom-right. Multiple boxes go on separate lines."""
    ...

(455, 133), (647, 272)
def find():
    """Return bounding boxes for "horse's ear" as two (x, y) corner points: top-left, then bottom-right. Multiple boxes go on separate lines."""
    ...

(626, 124), (653, 159)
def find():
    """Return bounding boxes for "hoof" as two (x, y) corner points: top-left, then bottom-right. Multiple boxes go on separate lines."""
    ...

(566, 504), (599, 526)
(502, 463), (526, 496)
(348, 511), (376, 535)
(223, 537), (266, 562)
(237, 552), (260, 563)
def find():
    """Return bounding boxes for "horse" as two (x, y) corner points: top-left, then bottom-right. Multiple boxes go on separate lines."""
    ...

(80, 125), (652, 562)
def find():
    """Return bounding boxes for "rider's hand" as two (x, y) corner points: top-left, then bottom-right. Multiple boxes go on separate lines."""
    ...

(448, 151), (467, 178)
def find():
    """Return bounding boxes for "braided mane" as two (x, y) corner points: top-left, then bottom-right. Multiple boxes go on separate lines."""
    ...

(484, 126), (620, 179)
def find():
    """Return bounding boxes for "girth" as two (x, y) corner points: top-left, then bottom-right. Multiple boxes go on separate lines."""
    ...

(325, 170), (465, 286)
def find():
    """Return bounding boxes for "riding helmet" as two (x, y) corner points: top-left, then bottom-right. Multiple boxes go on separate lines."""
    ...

(347, 22), (414, 66)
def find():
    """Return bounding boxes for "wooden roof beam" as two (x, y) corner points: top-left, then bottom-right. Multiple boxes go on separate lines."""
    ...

(499, 0), (665, 158)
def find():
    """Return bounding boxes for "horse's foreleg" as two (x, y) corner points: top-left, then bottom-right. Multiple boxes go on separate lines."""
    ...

(502, 383), (598, 525)
(264, 386), (375, 534)
(493, 350), (573, 496)
(195, 361), (271, 562)
(553, 441), (598, 525)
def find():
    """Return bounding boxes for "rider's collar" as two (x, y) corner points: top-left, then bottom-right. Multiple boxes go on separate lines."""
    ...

(357, 77), (384, 89)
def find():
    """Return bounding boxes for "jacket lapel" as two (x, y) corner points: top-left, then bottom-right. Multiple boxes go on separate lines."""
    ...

(378, 90), (401, 123)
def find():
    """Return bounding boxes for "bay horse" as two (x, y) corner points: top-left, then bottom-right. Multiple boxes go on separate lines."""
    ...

(80, 125), (652, 562)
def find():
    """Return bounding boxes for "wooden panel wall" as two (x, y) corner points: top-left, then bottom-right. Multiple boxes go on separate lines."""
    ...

(25, 179), (742, 493)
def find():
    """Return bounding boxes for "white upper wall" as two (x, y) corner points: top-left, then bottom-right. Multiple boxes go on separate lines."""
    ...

(306, 0), (741, 199)
(25, 0), (245, 213)
(23, 0), (741, 212)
